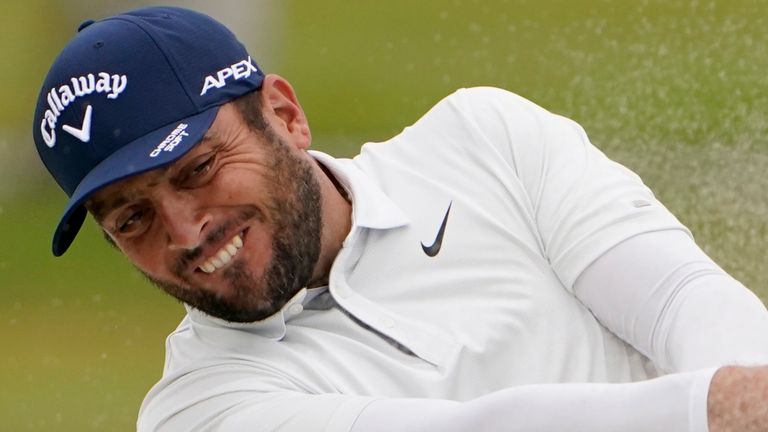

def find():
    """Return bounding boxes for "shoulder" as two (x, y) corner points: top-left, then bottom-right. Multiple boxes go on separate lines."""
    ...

(137, 315), (308, 431)
(405, 87), (557, 143)
(435, 86), (551, 120)
(400, 87), (558, 159)
(354, 86), (548, 164)
(447, 86), (539, 104)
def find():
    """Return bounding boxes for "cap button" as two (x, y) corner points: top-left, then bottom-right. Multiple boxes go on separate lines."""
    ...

(77, 19), (95, 32)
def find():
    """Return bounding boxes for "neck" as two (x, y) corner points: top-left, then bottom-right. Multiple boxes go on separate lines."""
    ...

(307, 159), (352, 287)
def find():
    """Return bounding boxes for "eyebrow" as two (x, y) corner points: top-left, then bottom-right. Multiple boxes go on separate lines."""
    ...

(87, 133), (220, 223)
(88, 168), (168, 223)
(88, 193), (132, 224)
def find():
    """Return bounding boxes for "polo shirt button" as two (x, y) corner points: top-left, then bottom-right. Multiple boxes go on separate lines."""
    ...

(288, 304), (303, 316)
(381, 317), (396, 328)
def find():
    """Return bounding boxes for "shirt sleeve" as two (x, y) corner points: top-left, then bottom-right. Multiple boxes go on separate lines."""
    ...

(573, 229), (768, 373)
(351, 368), (716, 432)
(139, 364), (715, 432)
(217, 393), (375, 432)
(137, 364), (376, 432)
(450, 86), (691, 289)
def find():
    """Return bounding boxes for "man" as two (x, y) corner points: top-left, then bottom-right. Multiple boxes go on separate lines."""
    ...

(33, 6), (768, 432)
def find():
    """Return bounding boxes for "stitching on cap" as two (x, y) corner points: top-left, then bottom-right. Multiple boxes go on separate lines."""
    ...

(106, 15), (198, 108)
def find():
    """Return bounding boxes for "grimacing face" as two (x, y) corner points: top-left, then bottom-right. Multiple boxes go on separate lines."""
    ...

(86, 100), (323, 322)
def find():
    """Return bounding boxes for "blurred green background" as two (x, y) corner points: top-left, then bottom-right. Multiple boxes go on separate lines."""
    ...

(2, 0), (768, 430)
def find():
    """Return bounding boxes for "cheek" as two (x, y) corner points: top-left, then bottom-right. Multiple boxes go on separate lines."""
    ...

(210, 168), (271, 204)
(240, 223), (274, 271)
(119, 237), (168, 277)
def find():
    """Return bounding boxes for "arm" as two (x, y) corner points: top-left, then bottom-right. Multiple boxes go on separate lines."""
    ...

(143, 365), (768, 432)
(350, 369), (714, 432)
(451, 88), (768, 370)
(573, 229), (768, 372)
(708, 366), (768, 432)
(351, 366), (768, 432)
(571, 229), (768, 431)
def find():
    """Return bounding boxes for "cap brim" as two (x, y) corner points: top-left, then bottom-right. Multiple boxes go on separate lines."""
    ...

(51, 105), (221, 256)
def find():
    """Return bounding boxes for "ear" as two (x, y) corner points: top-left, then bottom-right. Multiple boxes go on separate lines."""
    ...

(260, 74), (311, 150)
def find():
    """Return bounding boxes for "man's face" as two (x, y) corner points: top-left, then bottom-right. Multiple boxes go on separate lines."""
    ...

(87, 102), (322, 322)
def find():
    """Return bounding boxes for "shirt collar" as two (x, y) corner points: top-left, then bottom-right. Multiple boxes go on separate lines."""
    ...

(310, 150), (410, 230)
(185, 288), (305, 340)
(185, 150), (409, 334)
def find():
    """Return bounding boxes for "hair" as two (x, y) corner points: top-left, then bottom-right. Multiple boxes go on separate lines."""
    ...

(102, 228), (117, 248)
(232, 89), (267, 132)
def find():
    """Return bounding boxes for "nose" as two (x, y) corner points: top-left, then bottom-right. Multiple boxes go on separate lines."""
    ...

(155, 191), (212, 250)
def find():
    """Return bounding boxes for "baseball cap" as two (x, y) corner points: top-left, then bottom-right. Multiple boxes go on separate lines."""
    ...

(33, 6), (264, 256)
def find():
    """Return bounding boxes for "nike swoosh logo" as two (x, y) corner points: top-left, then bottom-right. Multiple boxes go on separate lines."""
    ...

(62, 104), (92, 143)
(421, 201), (452, 257)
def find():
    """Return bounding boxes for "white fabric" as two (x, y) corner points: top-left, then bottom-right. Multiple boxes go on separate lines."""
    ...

(350, 368), (716, 432)
(137, 87), (768, 432)
(574, 229), (768, 372)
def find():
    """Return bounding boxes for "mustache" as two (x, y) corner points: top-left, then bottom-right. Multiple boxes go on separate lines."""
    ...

(173, 207), (261, 276)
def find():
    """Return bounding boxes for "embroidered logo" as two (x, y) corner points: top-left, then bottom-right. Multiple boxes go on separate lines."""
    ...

(150, 123), (189, 157)
(62, 104), (93, 143)
(40, 72), (128, 148)
(200, 56), (259, 96)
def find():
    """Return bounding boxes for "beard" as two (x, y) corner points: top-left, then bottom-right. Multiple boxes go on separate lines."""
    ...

(141, 128), (323, 323)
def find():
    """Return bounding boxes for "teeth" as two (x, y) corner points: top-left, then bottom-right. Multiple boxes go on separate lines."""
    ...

(198, 233), (244, 274)
(217, 249), (229, 261)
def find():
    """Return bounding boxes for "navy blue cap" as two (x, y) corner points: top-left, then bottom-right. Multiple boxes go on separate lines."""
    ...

(33, 7), (264, 256)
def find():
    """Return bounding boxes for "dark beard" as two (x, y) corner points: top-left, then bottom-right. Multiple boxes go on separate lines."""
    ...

(142, 131), (323, 323)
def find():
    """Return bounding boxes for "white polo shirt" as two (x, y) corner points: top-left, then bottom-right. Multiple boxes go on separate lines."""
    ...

(137, 88), (709, 431)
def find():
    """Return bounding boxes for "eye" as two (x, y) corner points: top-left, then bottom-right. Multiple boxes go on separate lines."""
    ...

(191, 156), (214, 177)
(179, 153), (217, 188)
(116, 207), (152, 236)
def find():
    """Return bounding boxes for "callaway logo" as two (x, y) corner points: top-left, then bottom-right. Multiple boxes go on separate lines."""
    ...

(61, 105), (93, 144)
(421, 201), (452, 257)
(150, 123), (189, 157)
(200, 56), (259, 96)
(40, 72), (128, 148)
